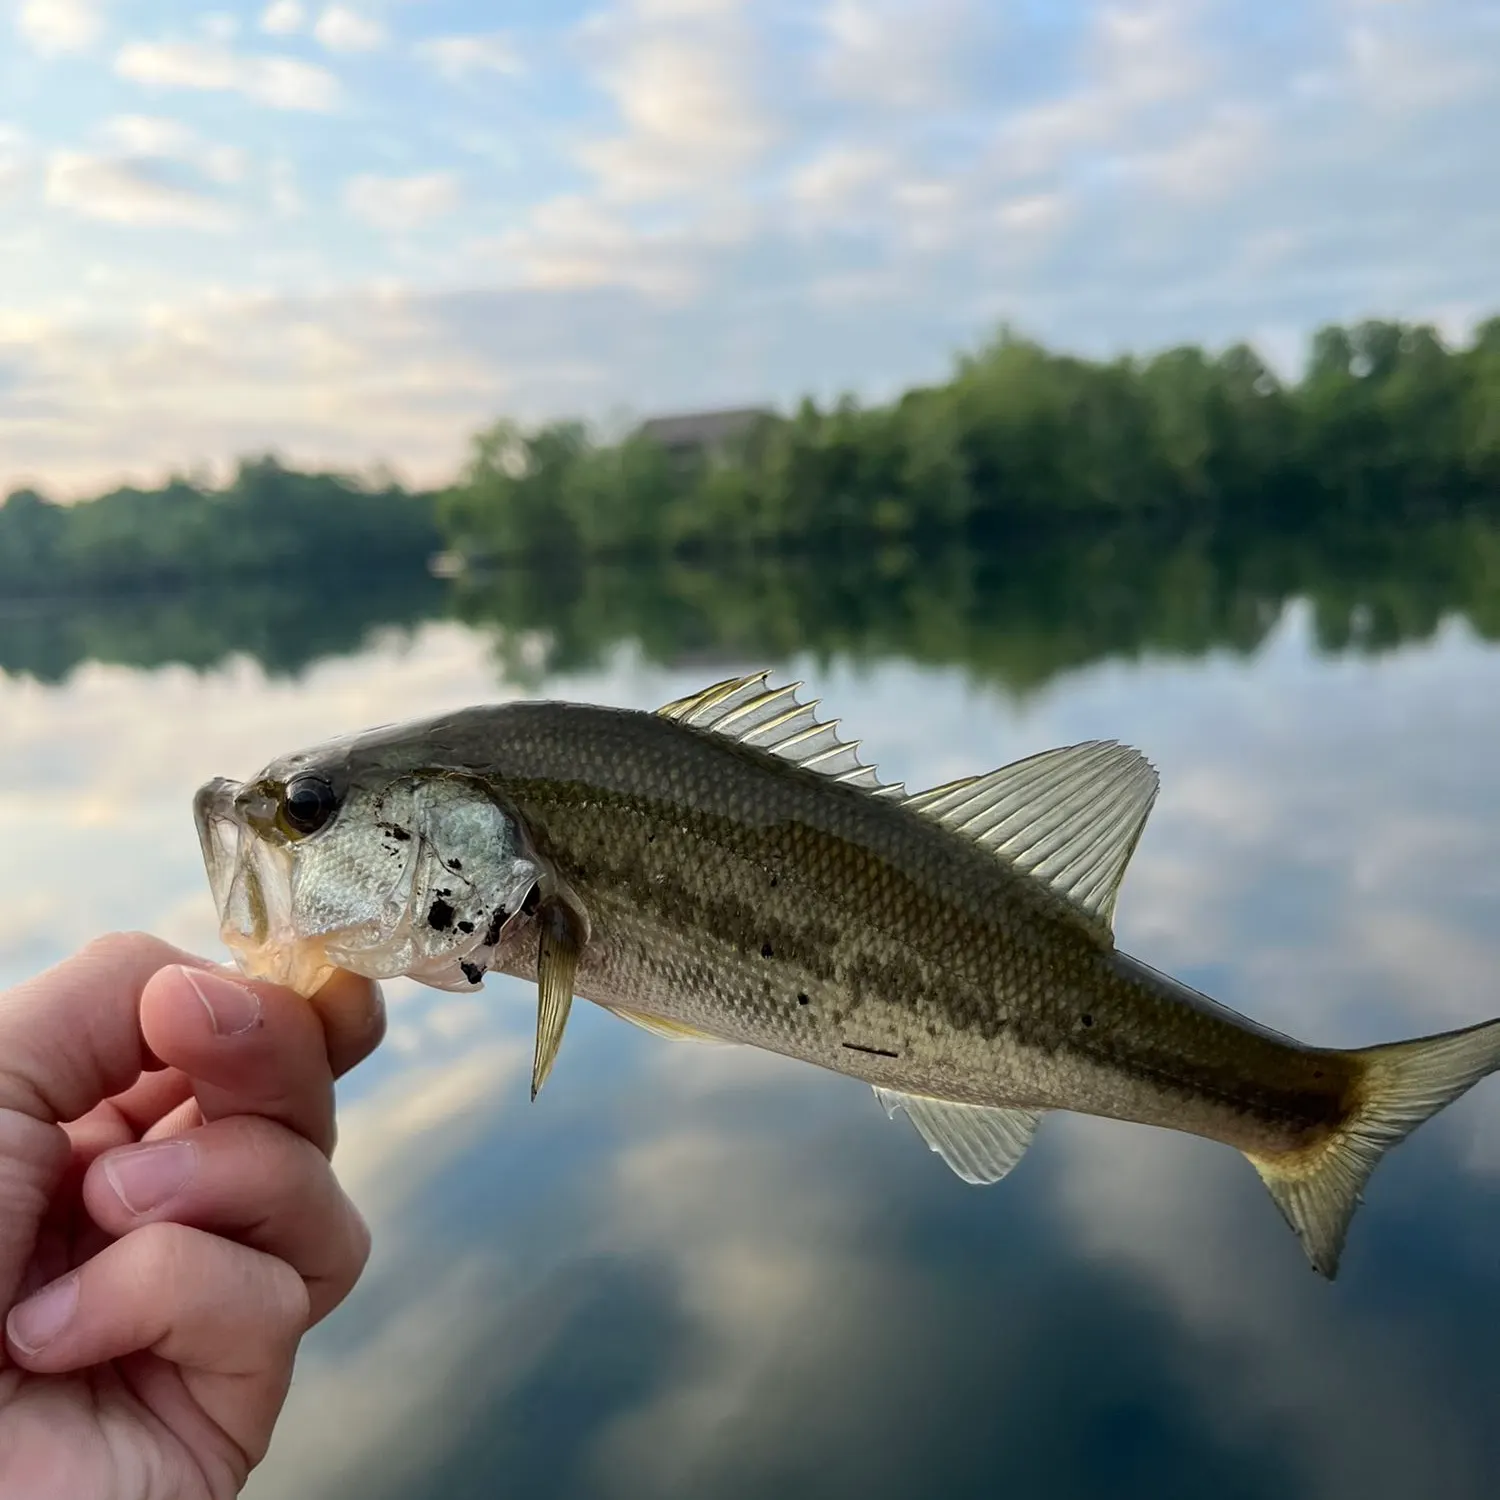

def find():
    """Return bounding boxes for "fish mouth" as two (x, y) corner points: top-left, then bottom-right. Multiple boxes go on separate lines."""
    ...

(193, 776), (336, 996)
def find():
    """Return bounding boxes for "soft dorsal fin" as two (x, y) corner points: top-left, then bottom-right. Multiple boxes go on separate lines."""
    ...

(874, 1087), (1044, 1185)
(903, 741), (1158, 932)
(658, 672), (902, 795)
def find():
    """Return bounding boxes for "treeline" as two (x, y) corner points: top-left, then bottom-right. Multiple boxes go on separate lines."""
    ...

(0, 458), (441, 596)
(6, 317), (1499, 593)
(439, 318), (1500, 562)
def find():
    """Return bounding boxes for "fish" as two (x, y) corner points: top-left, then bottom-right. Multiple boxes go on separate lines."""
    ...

(193, 672), (1500, 1278)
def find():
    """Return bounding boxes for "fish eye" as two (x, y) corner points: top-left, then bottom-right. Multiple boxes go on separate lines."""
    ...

(278, 776), (340, 839)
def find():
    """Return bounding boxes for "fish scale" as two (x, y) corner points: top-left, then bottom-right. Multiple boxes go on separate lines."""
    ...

(491, 747), (1323, 1128)
(194, 673), (1500, 1278)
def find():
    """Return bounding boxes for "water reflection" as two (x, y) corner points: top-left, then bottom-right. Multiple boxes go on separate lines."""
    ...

(4, 515), (1499, 691)
(2, 528), (1499, 1499)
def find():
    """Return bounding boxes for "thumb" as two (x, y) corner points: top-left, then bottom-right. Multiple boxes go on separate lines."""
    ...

(0, 934), (195, 1317)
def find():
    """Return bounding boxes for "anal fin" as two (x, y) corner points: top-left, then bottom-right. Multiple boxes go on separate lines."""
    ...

(875, 1087), (1044, 1185)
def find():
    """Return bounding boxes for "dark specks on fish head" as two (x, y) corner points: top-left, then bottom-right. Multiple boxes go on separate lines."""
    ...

(204, 756), (543, 996)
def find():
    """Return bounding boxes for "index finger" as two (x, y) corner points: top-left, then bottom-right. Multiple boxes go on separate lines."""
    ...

(0, 933), (188, 1126)
(0, 933), (192, 1320)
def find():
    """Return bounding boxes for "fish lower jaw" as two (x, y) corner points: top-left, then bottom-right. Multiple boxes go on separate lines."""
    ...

(222, 930), (337, 999)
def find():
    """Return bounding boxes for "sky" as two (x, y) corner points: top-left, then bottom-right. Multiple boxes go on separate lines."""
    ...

(1, 0), (1498, 497)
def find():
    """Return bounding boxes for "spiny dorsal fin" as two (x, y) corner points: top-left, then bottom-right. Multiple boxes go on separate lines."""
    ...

(874, 1087), (1044, 1185)
(658, 672), (902, 796)
(903, 741), (1157, 933)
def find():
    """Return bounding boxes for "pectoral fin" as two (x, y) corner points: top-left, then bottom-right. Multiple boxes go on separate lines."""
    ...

(532, 899), (585, 1101)
(875, 1087), (1045, 1185)
(604, 1005), (726, 1043)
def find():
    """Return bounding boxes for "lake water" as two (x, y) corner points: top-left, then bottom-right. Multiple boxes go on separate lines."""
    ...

(4, 528), (1500, 1500)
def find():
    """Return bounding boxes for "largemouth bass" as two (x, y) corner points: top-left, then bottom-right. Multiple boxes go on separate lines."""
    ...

(193, 673), (1500, 1277)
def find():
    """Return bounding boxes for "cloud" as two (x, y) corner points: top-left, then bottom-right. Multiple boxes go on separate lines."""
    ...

(989, 0), (1210, 180)
(0, 126), (27, 200)
(313, 5), (386, 54)
(485, 194), (726, 298)
(37, 114), (248, 232)
(344, 171), (461, 231)
(15, 0), (102, 55)
(816, 0), (993, 110)
(1128, 107), (1268, 202)
(789, 143), (894, 216)
(574, 0), (775, 202)
(415, 32), (521, 79)
(115, 40), (342, 112)
(0, 287), (504, 498)
(101, 114), (246, 185)
(268, 157), (302, 216)
(7, 0), (1500, 497)
(1043, 1115), (1495, 1498)
(199, 11), (239, 44)
(45, 151), (233, 230)
(259, 0), (304, 35)
(1344, 15), (1492, 114)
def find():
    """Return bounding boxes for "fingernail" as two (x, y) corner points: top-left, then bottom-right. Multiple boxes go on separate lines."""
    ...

(8, 1274), (79, 1354)
(104, 1139), (197, 1216)
(184, 967), (262, 1036)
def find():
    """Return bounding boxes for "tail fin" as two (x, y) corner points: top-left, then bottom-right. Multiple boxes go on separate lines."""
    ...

(1248, 1017), (1500, 1278)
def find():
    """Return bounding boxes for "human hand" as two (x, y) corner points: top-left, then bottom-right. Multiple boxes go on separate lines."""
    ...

(0, 933), (383, 1498)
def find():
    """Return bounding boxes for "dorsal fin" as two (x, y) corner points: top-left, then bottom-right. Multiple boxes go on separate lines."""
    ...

(903, 741), (1158, 932)
(657, 672), (902, 795)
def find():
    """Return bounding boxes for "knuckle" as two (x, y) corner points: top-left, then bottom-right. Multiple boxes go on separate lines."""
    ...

(124, 1218), (195, 1277)
(79, 931), (174, 968)
(311, 1193), (372, 1321)
(266, 1257), (314, 1337)
(345, 1196), (373, 1277)
(207, 1111), (325, 1179)
(362, 992), (389, 1054)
